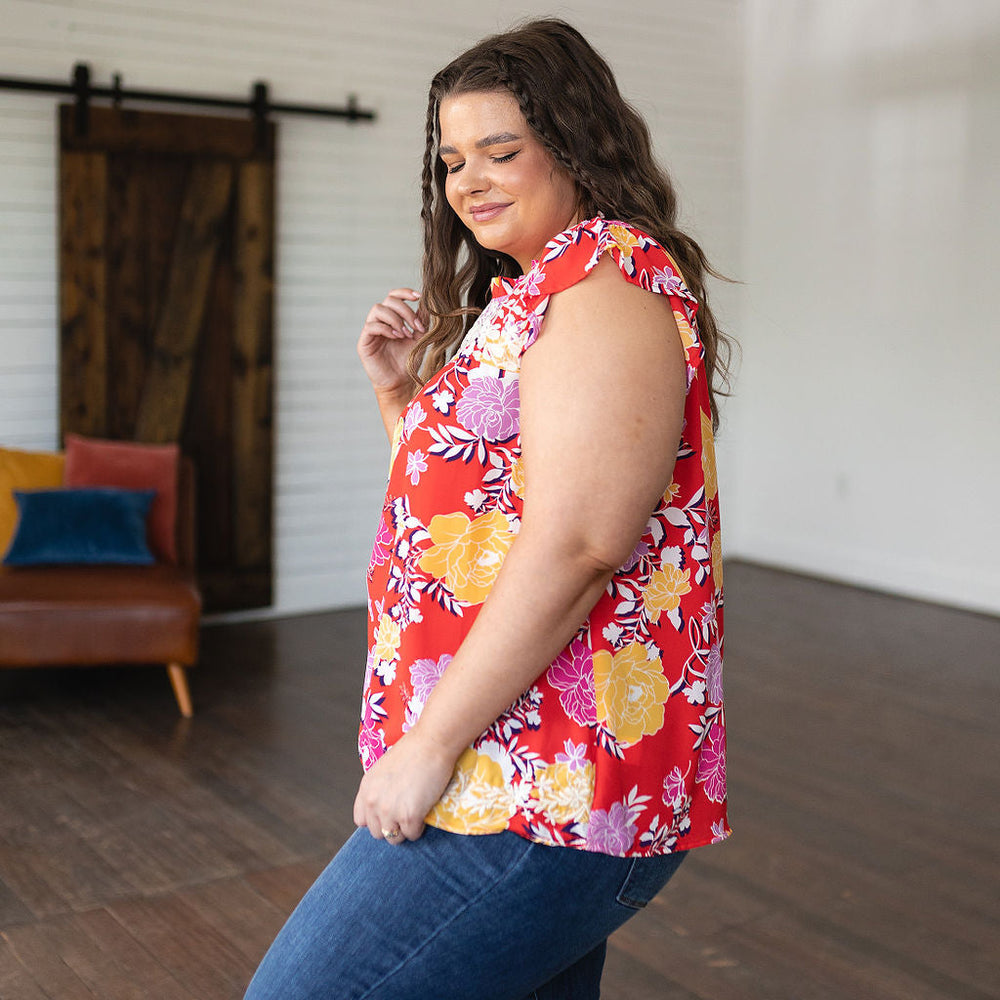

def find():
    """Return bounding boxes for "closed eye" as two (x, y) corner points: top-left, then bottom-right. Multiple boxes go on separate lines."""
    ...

(444, 150), (519, 175)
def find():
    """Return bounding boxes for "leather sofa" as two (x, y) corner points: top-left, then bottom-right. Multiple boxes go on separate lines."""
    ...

(0, 458), (201, 716)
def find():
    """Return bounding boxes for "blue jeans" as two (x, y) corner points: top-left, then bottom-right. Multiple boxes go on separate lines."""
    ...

(244, 825), (686, 1000)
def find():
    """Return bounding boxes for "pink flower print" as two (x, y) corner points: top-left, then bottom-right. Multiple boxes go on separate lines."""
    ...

(522, 263), (544, 296)
(370, 516), (393, 568)
(555, 739), (588, 771)
(705, 643), (723, 703)
(409, 653), (452, 702)
(651, 266), (683, 296)
(696, 721), (727, 804)
(403, 402), (426, 439)
(402, 697), (423, 733)
(362, 648), (376, 692)
(586, 801), (637, 855)
(455, 374), (520, 441)
(711, 819), (729, 844)
(358, 717), (386, 770)
(406, 449), (428, 485)
(524, 309), (543, 350)
(700, 599), (718, 629)
(619, 538), (649, 574)
(546, 640), (597, 725)
(662, 765), (687, 807)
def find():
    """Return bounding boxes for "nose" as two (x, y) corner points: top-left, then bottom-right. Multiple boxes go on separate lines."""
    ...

(454, 158), (488, 197)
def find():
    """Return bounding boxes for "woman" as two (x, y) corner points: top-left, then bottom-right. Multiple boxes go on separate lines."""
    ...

(246, 18), (732, 1000)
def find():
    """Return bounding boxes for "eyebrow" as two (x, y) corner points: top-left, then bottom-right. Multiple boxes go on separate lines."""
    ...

(438, 132), (523, 155)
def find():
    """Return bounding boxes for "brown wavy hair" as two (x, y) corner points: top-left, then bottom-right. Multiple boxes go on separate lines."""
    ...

(409, 18), (735, 427)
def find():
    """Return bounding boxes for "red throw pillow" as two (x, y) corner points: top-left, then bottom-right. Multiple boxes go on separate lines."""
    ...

(64, 434), (180, 565)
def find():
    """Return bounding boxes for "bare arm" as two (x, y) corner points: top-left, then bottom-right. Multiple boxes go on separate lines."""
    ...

(354, 257), (687, 840)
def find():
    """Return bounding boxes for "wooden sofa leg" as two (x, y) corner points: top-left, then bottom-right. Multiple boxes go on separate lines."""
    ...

(167, 663), (193, 718)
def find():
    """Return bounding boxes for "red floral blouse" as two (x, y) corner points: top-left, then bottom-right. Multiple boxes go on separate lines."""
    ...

(361, 216), (729, 857)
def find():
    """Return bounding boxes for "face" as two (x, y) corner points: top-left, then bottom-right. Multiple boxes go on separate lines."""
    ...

(438, 90), (580, 273)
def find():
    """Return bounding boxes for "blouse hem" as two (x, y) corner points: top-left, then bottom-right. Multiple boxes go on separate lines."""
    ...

(422, 815), (732, 858)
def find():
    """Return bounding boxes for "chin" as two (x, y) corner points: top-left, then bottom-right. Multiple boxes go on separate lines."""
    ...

(472, 234), (511, 258)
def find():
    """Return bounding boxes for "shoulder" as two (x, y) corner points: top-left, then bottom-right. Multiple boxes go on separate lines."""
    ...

(542, 254), (679, 348)
(549, 254), (660, 316)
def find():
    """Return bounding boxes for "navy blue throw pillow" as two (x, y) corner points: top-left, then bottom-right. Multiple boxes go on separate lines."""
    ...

(3, 488), (157, 566)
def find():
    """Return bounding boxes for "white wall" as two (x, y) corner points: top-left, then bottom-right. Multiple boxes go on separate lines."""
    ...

(0, 0), (744, 615)
(730, 0), (1000, 615)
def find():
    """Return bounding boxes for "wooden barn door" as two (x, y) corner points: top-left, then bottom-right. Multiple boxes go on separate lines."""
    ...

(59, 106), (274, 612)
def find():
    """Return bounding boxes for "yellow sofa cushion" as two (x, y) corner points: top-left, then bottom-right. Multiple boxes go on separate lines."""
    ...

(0, 447), (65, 556)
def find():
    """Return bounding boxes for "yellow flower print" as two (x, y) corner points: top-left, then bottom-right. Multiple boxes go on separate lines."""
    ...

(479, 324), (522, 371)
(418, 510), (516, 604)
(643, 563), (692, 623)
(389, 415), (404, 469)
(372, 613), (401, 663)
(510, 455), (526, 499)
(663, 481), (681, 505)
(712, 532), (724, 590)
(701, 411), (718, 501)
(426, 747), (517, 834)
(593, 642), (671, 747)
(673, 309), (697, 353)
(534, 761), (594, 824)
(608, 224), (640, 258)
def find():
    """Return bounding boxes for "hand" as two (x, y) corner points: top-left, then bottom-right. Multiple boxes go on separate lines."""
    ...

(352, 729), (457, 844)
(357, 288), (425, 398)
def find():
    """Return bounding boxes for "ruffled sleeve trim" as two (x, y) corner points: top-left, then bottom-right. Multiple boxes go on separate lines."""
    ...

(538, 217), (698, 304)
(511, 216), (703, 363)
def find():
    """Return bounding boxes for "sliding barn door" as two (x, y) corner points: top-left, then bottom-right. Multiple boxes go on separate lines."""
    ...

(59, 105), (275, 612)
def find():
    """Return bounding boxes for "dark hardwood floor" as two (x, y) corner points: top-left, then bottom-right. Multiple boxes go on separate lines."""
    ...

(1, 561), (997, 999)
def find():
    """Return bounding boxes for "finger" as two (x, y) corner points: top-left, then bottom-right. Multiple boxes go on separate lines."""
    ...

(360, 320), (413, 346)
(377, 819), (405, 843)
(400, 818), (425, 842)
(365, 801), (391, 839)
(381, 299), (425, 334)
(365, 303), (407, 329)
(361, 321), (411, 344)
(367, 303), (419, 336)
(354, 777), (382, 833)
(383, 293), (425, 333)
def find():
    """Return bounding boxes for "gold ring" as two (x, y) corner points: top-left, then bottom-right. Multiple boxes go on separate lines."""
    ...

(382, 826), (401, 840)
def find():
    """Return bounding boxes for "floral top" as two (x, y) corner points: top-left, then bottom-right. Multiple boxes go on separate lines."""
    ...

(361, 216), (729, 857)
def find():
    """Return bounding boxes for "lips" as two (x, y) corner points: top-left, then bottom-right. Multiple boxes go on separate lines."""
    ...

(470, 202), (512, 223)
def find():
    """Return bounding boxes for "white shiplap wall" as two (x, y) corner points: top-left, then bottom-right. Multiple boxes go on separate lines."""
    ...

(733, 0), (1000, 615)
(0, 0), (745, 615)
